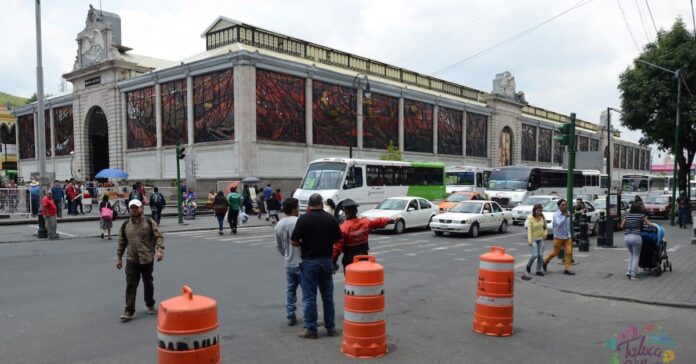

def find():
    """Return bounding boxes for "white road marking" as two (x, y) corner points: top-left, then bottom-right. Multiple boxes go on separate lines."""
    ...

(667, 244), (681, 253)
(477, 232), (527, 242)
(27, 225), (78, 237)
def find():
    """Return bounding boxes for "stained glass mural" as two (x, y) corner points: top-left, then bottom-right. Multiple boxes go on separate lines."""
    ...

(161, 79), (188, 146)
(521, 124), (537, 161)
(53, 105), (74, 156)
(44, 110), (51, 156)
(627, 147), (634, 170)
(590, 138), (599, 151)
(404, 100), (433, 153)
(312, 80), (355, 147)
(194, 69), (234, 143)
(499, 128), (513, 166)
(644, 150), (650, 170)
(126, 87), (156, 149)
(621, 145), (627, 169)
(256, 69), (305, 143)
(363, 93), (398, 150)
(466, 112), (487, 158)
(613, 145), (620, 167)
(538, 128), (552, 162)
(437, 106), (462, 155)
(577, 136), (589, 151)
(553, 131), (563, 164)
(18, 114), (35, 159)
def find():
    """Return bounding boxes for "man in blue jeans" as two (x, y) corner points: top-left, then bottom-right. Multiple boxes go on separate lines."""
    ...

(275, 198), (301, 326)
(291, 193), (342, 339)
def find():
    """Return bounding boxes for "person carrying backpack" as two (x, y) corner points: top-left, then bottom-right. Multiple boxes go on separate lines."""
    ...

(115, 199), (164, 321)
(149, 187), (166, 225)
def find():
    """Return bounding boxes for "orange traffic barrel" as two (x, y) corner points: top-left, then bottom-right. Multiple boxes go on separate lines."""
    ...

(473, 246), (514, 337)
(342, 255), (387, 358)
(157, 285), (220, 364)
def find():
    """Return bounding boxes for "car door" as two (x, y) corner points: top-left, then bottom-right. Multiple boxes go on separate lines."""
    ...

(491, 202), (504, 229)
(404, 199), (420, 227)
(480, 202), (495, 230)
(584, 202), (596, 222)
(418, 199), (435, 227)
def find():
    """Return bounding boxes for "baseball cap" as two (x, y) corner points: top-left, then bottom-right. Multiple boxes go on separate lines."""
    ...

(128, 199), (143, 208)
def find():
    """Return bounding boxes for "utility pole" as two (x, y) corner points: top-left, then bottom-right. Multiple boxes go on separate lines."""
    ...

(669, 69), (682, 226)
(176, 143), (186, 224)
(35, 0), (47, 238)
(606, 108), (614, 247)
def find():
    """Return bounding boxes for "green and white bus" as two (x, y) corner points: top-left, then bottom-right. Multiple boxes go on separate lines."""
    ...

(293, 158), (446, 212)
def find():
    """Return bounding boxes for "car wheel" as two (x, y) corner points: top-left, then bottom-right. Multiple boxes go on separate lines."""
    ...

(434, 231), (444, 237)
(394, 219), (405, 234)
(498, 220), (508, 233)
(426, 215), (434, 230)
(512, 221), (519, 226)
(591, 222), (598, 236)
(469, 223), (479, 238)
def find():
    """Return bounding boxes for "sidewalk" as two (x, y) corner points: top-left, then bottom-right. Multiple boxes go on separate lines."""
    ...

(521, 223), (696, 308)
(0, 205), (191, 226)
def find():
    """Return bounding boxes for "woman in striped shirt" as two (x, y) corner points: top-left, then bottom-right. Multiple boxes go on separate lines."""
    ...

(620, 203), (652, 280)
(525, 204), (547, 276)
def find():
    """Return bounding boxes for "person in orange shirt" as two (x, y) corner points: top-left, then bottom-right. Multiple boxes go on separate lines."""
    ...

(332, 199), (393, 272)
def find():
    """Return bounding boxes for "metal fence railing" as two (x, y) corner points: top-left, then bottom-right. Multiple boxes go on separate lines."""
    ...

(0, 187), (31, 218)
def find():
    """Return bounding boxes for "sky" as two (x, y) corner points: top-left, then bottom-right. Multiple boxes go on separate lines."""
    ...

(1, 0), (694, 162)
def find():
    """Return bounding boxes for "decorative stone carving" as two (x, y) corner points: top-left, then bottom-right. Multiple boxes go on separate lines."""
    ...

(492, 71), (516, 98)
(73, 5), (123, 70)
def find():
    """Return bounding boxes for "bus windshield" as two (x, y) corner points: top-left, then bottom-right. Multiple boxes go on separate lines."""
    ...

(445, 172), (475, 186)
(622, 178), (648, 192)
(450, 202), (482, 213)
(488, 169), (529, 190)
(300, 162), (346, 190)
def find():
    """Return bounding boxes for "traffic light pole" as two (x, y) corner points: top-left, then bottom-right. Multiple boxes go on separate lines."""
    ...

(567, 113), (576, 237)
(176, 143), (183, 224)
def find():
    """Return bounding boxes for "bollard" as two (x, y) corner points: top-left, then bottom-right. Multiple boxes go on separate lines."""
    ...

(596, 212), (606, 247)
(578, 214), (589, 252)
(473, 246), (514, 337)
(342, 255), (387, 358)
(157, 285), (220, 364)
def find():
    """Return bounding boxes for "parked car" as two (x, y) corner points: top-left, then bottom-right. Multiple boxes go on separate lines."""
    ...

(642, 195), (672, 219)
(360, 197), (439, 234)
(430, 200), (512, 237)
(510, 195), (561, 225)
(525, 200), (600, 238)
(438, 191), (489, 213)
(592, 197), (628, 230)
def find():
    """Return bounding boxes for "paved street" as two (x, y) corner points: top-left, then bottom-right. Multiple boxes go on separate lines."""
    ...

(2, 220), (695, 363)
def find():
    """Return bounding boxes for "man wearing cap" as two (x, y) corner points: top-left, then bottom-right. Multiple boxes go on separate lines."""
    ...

(332, 199), (393, 272)
(41, 189), (59, 239)
(116, 199), (165, 321)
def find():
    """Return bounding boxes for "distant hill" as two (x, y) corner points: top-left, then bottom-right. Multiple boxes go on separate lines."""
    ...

(0, 92), (29, 109)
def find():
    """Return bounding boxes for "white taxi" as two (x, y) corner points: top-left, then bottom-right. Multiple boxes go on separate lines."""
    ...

(430, 200), (512, 238)
(510, 195), (561, 225)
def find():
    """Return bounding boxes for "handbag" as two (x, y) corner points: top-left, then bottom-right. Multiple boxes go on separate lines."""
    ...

(100, 206), (113, 221)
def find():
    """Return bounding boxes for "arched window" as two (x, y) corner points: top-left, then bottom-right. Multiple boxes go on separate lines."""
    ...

(498, 127), (513, 166)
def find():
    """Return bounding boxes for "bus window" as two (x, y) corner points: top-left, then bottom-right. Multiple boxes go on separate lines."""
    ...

(383, 166), (401, 186)
(366, 165), (384, 186)
(344, 167), (363, 189)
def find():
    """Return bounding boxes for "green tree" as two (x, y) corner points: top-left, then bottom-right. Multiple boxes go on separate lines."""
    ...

(26, 93), (37, 104)
(618, 19), (696, 195)
(379, 140), (403, 161)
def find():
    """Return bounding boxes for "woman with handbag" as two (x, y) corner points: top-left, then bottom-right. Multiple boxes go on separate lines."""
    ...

(99, 194), (114, 239)
(213, 191), (228, 235)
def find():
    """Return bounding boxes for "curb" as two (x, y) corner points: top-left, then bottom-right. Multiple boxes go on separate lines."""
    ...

(518, 275), (696, 309)
(0, 210), (214, 226)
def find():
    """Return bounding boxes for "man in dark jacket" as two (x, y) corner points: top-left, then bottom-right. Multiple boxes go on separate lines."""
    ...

(51, 180), (65, 218)
(148, 187), (166, 225)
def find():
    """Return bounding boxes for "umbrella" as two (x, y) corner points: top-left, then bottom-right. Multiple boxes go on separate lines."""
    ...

(95, 168), (129, 179)
(241, 176), (260, 184)
(224, 181), (240, 194)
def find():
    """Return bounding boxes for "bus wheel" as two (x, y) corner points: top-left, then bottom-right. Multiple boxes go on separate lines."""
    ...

(469, 223), (479, 238)
(434, 231), (444, 237)
(394, 219), (405, 234)
(498, 220), (508, 233)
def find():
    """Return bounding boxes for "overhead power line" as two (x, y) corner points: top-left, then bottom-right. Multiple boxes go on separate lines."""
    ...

(634, 0), (651, 41)
(431, 0), (595, 76)
(644, 0), (659, 34)
(691, 0), (696, 37)
(616, 0), (642, 51)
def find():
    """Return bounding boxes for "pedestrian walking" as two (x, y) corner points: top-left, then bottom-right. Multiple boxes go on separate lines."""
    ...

(29, 180), (40, 217)
(256, 187), (266, 219)
(323, 198), (336, 216)
(227, 187), (241, 234)
(275, 197), (301, 326)
(264, 184), (273, 220)
(128, 184), (143, 206)
(332, 199), (392, 273)
(66, 179), (79, 215)
(41, 189), (59, 239)
(290, 193), (342, 339)
(115, 199), (164, 321)
(51, 180), (64, 218)
(212, 191), (228, 235)
(241, 185), (253, 215)
(677, 194), (689, 228)
(543, 199), (575, 275)
(267, 192), (281, 224)
(8, 179), (18, 213)
(148, 187), (166, 225)
(75, 182), (85, 214)
(525, 204), (547, 278)
(99, 194), (114, 240)
(621, 203), (652, 280)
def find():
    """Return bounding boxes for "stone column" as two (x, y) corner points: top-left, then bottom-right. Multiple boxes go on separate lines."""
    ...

(305, 78), (313, 146)
(155, 83), (163, 179)
(432, 105), (439, 155)
(234, 64), (256, 178)
(398, 96), (404, 152)
(356, 88), (363, 151)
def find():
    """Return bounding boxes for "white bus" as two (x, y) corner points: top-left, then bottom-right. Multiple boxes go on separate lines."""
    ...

(486, 166), (605, 209)
(444, 166), (491, 193)
(621, 174), (670, 193)
(293, 158), (446, 213)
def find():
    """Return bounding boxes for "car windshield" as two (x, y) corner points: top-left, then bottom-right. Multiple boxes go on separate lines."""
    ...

(487, 168), (529, 190)
(645, 196), (669, 204)
(446, 193), (471, 202)
(300, 162), (346, 190)
(445, 171), (475, 186)
(542, 201), (559, 212)
(375, 199), (407, 210)
(449, 202), (482, 213)
(522, 196), (550, 206)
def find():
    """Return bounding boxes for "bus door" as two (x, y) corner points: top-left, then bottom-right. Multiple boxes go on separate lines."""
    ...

(342, 165), (367, 205)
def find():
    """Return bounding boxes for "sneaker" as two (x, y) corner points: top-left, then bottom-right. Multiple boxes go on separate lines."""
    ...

(120, 311), (134, 321)
(219, 230), (223, 235)
(101, 233), (104, 239)
(626, 273), (631, 279)
(327, 328), (338, 337)
(542, 261), (548, 272)
(297, 329), (318, 339)
(525, 265), (531, 274)
(563, 270), (575, 275)
(630, 275), (643, 280)
(536, 272), (544, 276)
(233, 229), (237, 234)
(147, 306), (156, 315)
(288, 316), (297, 326)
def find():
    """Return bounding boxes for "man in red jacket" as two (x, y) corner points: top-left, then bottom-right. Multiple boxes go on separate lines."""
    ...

(332, 199), (393, 272)
(66, 179), (79, 215)
(41, 190), (59, 239)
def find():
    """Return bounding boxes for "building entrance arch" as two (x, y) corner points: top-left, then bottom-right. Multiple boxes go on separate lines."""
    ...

(86, 106), (109, 178)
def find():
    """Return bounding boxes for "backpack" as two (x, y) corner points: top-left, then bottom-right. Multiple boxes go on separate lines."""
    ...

(152, 192), (164, 207)
(130, 190), (142, 201)
(120, 217), (156, 247)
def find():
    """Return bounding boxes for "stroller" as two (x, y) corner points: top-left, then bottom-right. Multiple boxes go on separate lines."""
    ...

(638, 224), (672, 276)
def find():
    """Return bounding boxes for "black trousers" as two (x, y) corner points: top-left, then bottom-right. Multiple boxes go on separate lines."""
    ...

(227, 210), (239, 232)
(125, 261), (155, 314)
(151, 208), (162, 225)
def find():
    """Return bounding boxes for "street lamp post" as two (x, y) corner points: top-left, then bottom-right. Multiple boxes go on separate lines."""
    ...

(351, 74), (371, 158)
(636, 60), (682, 225)
(606, 107), (622, 247)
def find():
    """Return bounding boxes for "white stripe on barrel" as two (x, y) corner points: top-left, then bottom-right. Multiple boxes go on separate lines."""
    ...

(157, 328), (220, 351)
(476, 296), (513, 307)
(344, 310), (385, 323)
(478, 260), (514, 271)
(344, 284), (385, 296)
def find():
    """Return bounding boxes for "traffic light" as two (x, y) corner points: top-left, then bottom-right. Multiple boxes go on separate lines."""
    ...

(554, 122), (575, 146)
(176, 144), (186, 160)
